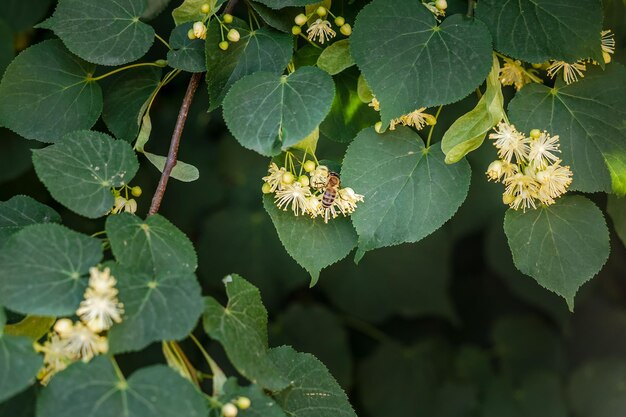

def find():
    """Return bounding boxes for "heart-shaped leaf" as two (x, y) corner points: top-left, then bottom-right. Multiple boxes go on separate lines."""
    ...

(351, 0), (492, 125)
(223, 67), (335, 156)
(0, 196), (60, 247)
(32, 131), (139, 218)
(167, 22), (205, 73)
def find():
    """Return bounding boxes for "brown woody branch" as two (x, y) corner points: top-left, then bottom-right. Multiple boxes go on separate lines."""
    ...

(148, 72), (202, 216)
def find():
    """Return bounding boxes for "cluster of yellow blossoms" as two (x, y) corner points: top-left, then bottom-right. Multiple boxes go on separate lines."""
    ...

(186, 3), (240, 51)
(423, 0), (448, 19)
(369, 98), (437, 131)
(262, 156), (364, 223)
(35, 267), (124, 384)
(291, 6), (351, 43)
(486, 123), (573, 211)
(499, 30), (615, 89)
(110, 185), (142, 215)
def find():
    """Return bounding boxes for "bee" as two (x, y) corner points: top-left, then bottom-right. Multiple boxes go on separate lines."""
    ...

(322, 172), (341, 208)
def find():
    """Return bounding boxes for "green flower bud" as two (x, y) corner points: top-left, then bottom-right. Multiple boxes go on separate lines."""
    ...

(435, 0), (448, 10)
(227, 28), (240, 42)
(292, 25), (302, 35)
(235, 397), (251, 410)
(200, 3), (211, 13)
(334, 16), (345, 26)
(316, 6), (327, 17)
(131, 186), (142, 197)
(282, 172), (295, 184)
(294, 13), (307, 26)
(340, 23), (352, 36)
(223, 13), (234, 24)
(298, 175), (310, 186)
(530, 129), (541, 139)
(219, 41), (229, 51)
(221, 403), (238, 417)
(187, 29), (196, 40)
(374, 121), (383, 133)
(303, 160), (316, 173)
(262, 182), (272, 194)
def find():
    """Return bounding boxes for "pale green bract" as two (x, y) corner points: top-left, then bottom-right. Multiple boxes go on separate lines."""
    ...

(503, 195), (610, 310)
(317, 39), (355, 76)
(351, 0), (493, 125)
(37, 358), (209, 417)
(203, 274), (290, 391)
(39, 0), (155, 66)
(263, 195), (358, 285)
(341, 127), (471, 259)
(0, 40), (102, 142)
(0, 224), (102, 316)
(222, 67), (335, 156)
(509, 64), (626, 195)
(32, 131), (140, 218)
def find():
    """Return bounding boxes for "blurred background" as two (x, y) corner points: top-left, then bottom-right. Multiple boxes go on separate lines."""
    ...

(1, 1), (626, 416)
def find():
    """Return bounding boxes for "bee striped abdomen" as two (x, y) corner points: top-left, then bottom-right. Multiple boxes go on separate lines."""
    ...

(322, 190), (337, 208)
(322, 172), (341, 208)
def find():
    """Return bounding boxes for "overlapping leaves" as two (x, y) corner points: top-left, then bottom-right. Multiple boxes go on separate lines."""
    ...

(0, 196), (60, 247)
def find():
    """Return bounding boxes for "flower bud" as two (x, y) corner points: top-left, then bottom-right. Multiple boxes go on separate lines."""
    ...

(54, 318), (73, 336)
(219, 41), (229, 51)
(234, 397), (251, 410)
(282, 172), (295, 185)
(187, 29), (196, 40)
(294, 13), (307, 26)
(303, 160), (316, 173)
(131, 186), (142, 197)
(340, 24), (352, 36)
(486, 160), (503, 181)
(374, 121), (383, 133)
(424, 113), (437, 125)
(603, 51), (612, 64)
(530, 128), (541, 139)
(298, 175), (310, 186)
(262, 182), (272, 194)
(334, 16), (345, 26)
(502, 192), (515, 205)
(227, 28), (240, 42)
(201, 3), (211, 13)
(223, 13), (234, 23)
(221, 403), (238, 417)
(435, 0), (448, 10)
(316, 6), (327, 17)
(292, 25), (302, 35)
(193, 21), (207, 40)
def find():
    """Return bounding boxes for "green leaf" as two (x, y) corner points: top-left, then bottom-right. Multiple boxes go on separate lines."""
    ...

(0, 195), (61, 247)
(509, 64), (626, 194)
(40, 0), (155, 66)
(269, 345), (357, 417)
(0, 19), (13, 77)
(0, 330), (43, 403)
(32, 131), (139, 218)
(217, 378), (287, 417)
(0, 0), (53, 32)
(254, 0), (321, 9)
(0, 387), (36, 417)
(569, 359), (626, 417)
(205, 19), (293, 110)
(608, 195), (626, 248)
(144, 151), (200, 182)
(503, 195), (610, 310)
(248, 2), (299, 33)
(4, 316), (56, 341)
(203, 274), (289, 391)
(483, 373), (567, 417)
(106, 213), (197, 274)
(167, 22), (205, 73)
(475, 0), (603, 63)
(263, 195), (358, 285)
(223, 67), (335, 156)
(319, 68), (379, 143)
(441, 55), (504, 163)
(271, 304), (353, 388)
(37, 358), (209, 417)
(107, 264), (204, 353)
(102, 67), (162, 142)
(0, 40), (102, 142)
(321, 229), (456, 323)
(491, 316), (565, 381)
(357, 341), (454, 417)
(0, 224), (102, 316)
(351, 0), (492, 125)
(341, 127), (471, 257)
(172, 0), (227, 25)
(317, 39), (354, 75)
(143, 0), (172, 19)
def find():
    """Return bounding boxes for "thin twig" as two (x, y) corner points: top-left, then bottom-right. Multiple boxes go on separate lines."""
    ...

(148, 72), (202, 215)
(224, 0), (238, 14)
(466, 0), (476, 17)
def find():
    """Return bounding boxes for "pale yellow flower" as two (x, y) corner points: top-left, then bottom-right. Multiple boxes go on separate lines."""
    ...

(489, 122), (529, 163)
(536, 161), (573, 204)
(262, 162), (287, 193)
(275, 182), (311, 216)
(77, 290), (124, 333)
(310, 165), (329, 190)
(35, 334), (74, 385)
(60, 322), (108, 362)
(528, 132), (561, 168)
(307, 19), (336, 44)
(193, 21), (207, 40)
(335, 187), (364, 215)
(111, 196), (137, 214)
(499, 57), (542, 91)
(547, 60), (586, 85)
(602, 30), (616, 64)
(369, 97), (380, 111)
(486, 160), (517, 182)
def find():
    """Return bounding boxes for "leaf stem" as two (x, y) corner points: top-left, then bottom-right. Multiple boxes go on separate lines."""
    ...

(89, 62), (166, 82)
(155, 33), (172, 50)
(466, 0), (476, 17)
(426, 105), (443, 148)
(110, 357), (127, 383)
(148, 72), (203, 216)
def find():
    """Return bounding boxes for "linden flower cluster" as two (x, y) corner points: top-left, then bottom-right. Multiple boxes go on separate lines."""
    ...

(498, 56), (543, 91)
(369, 97), (437, 131)
(187, 3), (240, 51)
(547, 30), (615, 85)
(291, 6), (351, 43)
(221, 396), (252, 417)
(486, 123), (573, 211)
(262, 158), (364, 223)
(109, 185), (142, 215)
(35, 267), (124, 385)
